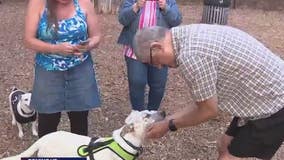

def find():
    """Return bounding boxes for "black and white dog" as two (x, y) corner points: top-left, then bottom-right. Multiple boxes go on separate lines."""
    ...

(8, 87), (37, 138)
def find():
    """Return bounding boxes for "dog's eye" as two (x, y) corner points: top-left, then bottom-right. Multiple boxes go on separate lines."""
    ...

(145, 114), (151, 118)
(24, 98), (28, 101)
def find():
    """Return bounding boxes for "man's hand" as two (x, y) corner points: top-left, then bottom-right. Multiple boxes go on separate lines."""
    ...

(158, 0), (167, 10)
(146, 96), (218, 139)
(146, 119), (169, 139)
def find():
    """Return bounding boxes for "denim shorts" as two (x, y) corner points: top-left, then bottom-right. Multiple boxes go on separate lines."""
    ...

(31, 56), (101, 113)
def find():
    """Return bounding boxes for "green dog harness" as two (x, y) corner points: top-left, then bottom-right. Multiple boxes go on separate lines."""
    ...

(77, 137), (141, 160)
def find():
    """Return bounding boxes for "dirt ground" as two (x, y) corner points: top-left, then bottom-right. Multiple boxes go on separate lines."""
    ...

(0, 0), (283, 160)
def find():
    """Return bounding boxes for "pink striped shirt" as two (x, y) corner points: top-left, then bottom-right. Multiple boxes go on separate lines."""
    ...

(123, 1), (157, 59)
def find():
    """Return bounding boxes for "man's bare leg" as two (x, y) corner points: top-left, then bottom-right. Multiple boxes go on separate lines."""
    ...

(218, 134), (241, 160)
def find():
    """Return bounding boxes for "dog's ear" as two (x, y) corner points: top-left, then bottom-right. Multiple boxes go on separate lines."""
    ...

(125, 110), (139, 124)
(11, 86), (18, 92)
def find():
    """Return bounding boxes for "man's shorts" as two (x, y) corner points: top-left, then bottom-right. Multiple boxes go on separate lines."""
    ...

(225, 107), (284, 159)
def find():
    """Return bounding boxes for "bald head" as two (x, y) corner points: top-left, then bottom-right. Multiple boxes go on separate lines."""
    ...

(133, 26), (169, 62)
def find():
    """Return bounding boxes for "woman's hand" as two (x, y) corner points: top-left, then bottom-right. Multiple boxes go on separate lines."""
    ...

(73, 37), (100, 54)
(88, 36), (100, 49)
(133, 0), (146, 12)
(137, 0), (146, 8)
(74, 40), (90, 54)
(158, 0), (167, 10)
(53, 42), (76, 55)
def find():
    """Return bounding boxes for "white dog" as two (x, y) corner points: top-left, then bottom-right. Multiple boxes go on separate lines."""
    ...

(8, 87), (37, 138)
(1, 110), (165, 160)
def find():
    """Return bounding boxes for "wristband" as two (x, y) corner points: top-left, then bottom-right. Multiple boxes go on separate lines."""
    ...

(168, 119), (177, 132)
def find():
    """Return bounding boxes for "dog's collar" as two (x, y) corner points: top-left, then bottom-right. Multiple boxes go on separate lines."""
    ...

(20, 108), (35, 116)
(16, 101), (35, 118)
(112, 127), (143, 156)
(121, 135), (143, 156)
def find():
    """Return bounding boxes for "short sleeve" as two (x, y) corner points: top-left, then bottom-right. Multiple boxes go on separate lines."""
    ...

(179, 55), (218, 102)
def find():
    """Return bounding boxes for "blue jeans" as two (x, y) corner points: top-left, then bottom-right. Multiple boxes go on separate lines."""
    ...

(125, 56), (168, 111)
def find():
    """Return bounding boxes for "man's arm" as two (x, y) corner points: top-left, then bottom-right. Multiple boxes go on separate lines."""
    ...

(146, 96), (218, 139)
(169, 95), (218, 128)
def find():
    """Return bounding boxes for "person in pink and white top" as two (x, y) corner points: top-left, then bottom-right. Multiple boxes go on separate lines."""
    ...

(117, 0), (182, 111)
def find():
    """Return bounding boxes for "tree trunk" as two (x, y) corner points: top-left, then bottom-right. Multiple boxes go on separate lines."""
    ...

(96, 0), (121, 14)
